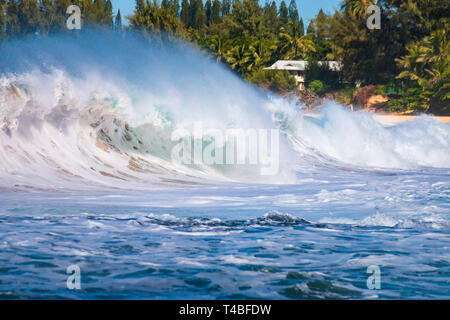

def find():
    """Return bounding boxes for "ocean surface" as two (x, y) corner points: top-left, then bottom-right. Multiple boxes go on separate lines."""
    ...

(0, 33), (449, 299)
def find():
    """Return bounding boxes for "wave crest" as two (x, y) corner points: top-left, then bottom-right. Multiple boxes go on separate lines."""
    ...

(0, 33), (449, 190)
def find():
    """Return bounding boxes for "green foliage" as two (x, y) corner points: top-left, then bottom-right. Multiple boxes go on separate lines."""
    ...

(396, 28), (449, 114)
(221, 0), (230, 16)
(278, 21), (315, 60)
(335, 87), (357, 104)
(262, 1), (277, 34)
(189, 0), (206, 29)
(180, 0), (189, 25)
(308, 80), (327, 95)
(307, 8), (331, 60)
(129, 0), (179, 34)
(288, 0), (299, 29)
(223, 0), (263, 38)
(387, 87), (429, 113)
(305, 60), (340, 90)
(278, 0), (288, 30)
(378, 82), (403, 96)
(205, 0), (211, 25)
(211, 0), (220, 24)
(341, 0), (375, 18)
(329, 0), (449, 85)
(298, 17), (304, 36)
(224, 38), (274, 75)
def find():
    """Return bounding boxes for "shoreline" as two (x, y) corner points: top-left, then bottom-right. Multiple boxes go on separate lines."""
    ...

(372, 114), (450, 125)
(304, 111), (450, 125)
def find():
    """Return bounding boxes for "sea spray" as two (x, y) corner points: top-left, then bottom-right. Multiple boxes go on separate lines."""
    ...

(0, 32), (449, 191)
(0, 32), (296, 189)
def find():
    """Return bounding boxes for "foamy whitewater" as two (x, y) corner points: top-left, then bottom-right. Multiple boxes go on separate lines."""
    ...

(0, 33), (449, 299)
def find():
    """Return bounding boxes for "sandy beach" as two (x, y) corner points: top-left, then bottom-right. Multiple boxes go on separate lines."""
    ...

(373, 114), (450, 125)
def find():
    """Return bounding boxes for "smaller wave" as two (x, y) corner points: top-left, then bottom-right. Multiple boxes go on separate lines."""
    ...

(135, 211), (313, 229)
(320, 212), (450, 230)
(285, 104), (450, 170)
(130, 210), (450, 232)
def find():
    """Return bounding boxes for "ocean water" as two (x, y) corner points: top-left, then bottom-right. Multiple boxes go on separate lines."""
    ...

(0, 33), (449, 299)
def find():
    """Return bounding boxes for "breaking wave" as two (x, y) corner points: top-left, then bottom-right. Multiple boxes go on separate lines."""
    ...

(0, 32), (449, 190)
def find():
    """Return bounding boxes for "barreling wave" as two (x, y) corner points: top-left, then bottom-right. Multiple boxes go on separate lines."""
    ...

(0, 32), (449, 190)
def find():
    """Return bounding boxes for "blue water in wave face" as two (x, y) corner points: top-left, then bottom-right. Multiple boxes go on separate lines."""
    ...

(0, 33), (449, 299)
(0, 167), (448, 299)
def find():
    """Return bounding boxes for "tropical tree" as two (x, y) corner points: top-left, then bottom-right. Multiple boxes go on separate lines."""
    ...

(225, 41), (250, 74)
(278, 0), (288, 30)
(396, 29), (450, 113)
(180, 0), (190, 26)
(288, 0), (299, 30)
(341, 0), (375, 18)
(206, 34), (231, 62)
(243, 39), (275, 72)
(211, 0), (221, 24)
(221, 0), (231, 16)
(278, 21), (316, 59)
(263, 1), (277, 35)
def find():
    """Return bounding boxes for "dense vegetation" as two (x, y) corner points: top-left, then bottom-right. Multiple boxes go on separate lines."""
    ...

(0, 0), (448, 114)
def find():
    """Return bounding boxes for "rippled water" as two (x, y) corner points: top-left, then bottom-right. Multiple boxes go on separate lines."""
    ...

(1, 168), (448, 299)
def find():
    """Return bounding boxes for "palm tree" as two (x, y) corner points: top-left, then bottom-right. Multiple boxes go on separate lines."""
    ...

(225, 42), (250, 74)
(278, 21), (316, 59)
(206, 35), (231, 62)
(341, 0), (375, 18)
(396, 29), (450, 111)
(396, 43), (431, 82)
(397, 30), (449, 84)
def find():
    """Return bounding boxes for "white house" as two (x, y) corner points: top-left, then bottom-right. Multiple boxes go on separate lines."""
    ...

(264, 60), (343, 90)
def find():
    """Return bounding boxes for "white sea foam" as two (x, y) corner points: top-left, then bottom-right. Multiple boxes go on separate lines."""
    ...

(292, 103), (450, 169)
(0, 33), (449, 192)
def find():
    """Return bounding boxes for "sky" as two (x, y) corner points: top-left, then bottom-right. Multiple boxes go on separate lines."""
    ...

(111, 0), (342, 25)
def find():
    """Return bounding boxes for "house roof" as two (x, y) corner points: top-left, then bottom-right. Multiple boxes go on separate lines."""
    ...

(264, 60), (342, 72)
